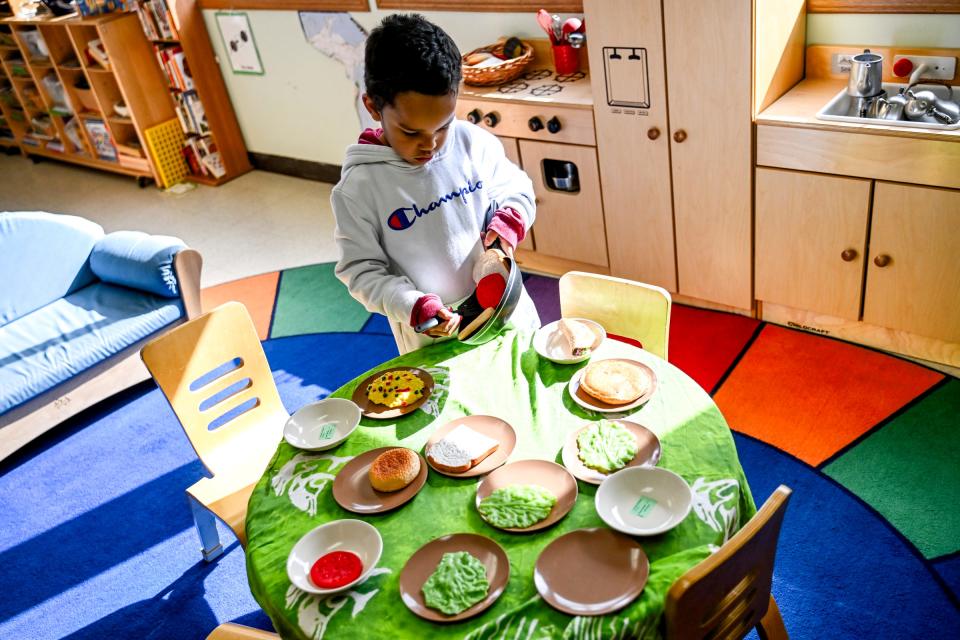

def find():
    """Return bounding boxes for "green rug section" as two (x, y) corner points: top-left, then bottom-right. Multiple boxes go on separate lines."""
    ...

(824, 379), (960, 559)
(269, 263), (371, 338)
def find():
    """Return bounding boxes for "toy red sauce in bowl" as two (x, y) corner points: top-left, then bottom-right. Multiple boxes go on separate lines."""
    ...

(310, 550), (363, 589)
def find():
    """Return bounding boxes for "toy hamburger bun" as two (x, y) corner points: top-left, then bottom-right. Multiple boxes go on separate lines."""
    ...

(368, 448), (420, 492)
(579, 359), (650, 405)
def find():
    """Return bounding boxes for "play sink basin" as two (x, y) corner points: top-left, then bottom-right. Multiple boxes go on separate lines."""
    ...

(817, 83), (960, 131)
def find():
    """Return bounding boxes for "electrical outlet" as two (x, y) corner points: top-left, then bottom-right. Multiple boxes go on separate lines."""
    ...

(893, 55), (957, 80)
(831, 53), (861, 74)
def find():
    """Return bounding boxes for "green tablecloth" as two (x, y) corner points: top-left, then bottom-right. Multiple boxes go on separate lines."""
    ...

(246, 329), (756, 640)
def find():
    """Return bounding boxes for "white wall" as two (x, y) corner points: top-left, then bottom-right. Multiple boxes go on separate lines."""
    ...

(202, 8), (575, 165)
(807, 13), (960, 47)
(202, 8), (960, 165)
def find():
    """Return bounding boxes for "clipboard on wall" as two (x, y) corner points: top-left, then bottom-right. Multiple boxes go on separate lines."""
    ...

(603, 47), (650, 109)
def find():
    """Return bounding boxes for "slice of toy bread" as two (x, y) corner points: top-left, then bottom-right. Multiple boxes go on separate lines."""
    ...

(427, 424), (500, 473)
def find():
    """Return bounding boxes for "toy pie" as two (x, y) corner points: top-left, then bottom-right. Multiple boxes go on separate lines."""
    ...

(365, 370), (425, 408)
(580, 360), (650, 405)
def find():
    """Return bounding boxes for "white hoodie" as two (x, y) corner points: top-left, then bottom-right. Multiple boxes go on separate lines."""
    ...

(332, 119), (541, 353)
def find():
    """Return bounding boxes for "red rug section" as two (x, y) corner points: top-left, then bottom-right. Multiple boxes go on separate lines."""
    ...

(667, 304), (761, 392)
(714, 324), (944, 466)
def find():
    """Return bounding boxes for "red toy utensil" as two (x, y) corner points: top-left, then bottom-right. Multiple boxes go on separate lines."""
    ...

(537, 9), (557, 43)
(476, 273), (507, 309)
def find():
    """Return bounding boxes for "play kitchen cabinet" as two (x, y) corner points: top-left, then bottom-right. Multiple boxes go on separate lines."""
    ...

(583, 0), (753, 311)
(757, 168), (960, 348)
(457, 45), (607, 268)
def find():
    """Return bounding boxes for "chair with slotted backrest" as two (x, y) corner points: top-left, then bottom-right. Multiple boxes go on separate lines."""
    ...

(141, 301), (289, 561)
(206, 623), (279, 640)
(664, 485), (792, 640)
(558, 271), (672, 360)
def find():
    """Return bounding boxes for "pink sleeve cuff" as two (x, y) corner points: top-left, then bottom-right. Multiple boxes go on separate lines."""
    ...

(486, 207), (526, 250)
(410, 294), (444, 327)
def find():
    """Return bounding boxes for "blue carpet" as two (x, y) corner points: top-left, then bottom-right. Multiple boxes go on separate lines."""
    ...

(2, 293), (957, 638)
(0, 332), (396, 640)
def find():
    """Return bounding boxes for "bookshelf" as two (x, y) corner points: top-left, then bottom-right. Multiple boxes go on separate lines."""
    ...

(0, 0), (25, 150)
(132, 0), (250, 185)
(1, 11), (178, 184)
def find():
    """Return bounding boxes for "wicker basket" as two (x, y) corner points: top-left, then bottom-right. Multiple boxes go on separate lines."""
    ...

(462, 40), (534, 87)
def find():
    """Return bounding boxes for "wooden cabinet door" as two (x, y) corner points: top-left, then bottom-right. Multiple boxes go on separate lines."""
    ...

(584, 0), (676, 291)
(497, 135), (534, 251)
(663, 0), (752, 310)
(518, 139), (608, 267)
(755, 168), (871, 320)
(863, 182), (960, 343)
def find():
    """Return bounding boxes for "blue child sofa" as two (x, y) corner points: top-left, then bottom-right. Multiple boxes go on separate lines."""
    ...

(0, 211), (202, 461)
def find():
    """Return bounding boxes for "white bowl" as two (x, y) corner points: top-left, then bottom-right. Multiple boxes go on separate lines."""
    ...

(533, 318), (606, 365)
(284, 398), (361, 451)
(595, 467), (692, 536)
(287, 519), (383, 595)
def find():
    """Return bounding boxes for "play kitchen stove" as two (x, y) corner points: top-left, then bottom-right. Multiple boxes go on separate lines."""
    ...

(817, 49), (960, 130)
(457, 50), (609, 267)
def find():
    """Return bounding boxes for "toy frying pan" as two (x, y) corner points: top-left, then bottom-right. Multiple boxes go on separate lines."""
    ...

(414, 202), (523, 345)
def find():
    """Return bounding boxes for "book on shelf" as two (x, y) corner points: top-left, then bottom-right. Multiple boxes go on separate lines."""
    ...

(83, 117), (117, 161)
(182, 134), (224, 178)
(132, 1), (179, 41)
(173, 90), (209, 136)
(152, 44), (194, 92)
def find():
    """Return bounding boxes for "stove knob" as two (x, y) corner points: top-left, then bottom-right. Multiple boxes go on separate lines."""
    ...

(483, 111), (500, 127)
(466, 109), (482, 124)
(546, 116), (562, 133)
(528, 116), (544, 132)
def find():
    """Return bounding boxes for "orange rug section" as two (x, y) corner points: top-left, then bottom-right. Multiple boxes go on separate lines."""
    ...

(201, 272), (280, 340)
(714, 325), (944, 466)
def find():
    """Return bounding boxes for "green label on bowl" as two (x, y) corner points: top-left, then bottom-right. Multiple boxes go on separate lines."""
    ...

(318, 423), (337, 440)
(630, 496), (658, 518)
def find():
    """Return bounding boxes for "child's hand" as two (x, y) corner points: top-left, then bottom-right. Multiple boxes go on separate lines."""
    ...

(425, 306), (461, 337)
(483, 230), (514, 257)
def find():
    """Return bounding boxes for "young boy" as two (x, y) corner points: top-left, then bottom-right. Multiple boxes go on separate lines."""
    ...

(332, 14), (541, 354)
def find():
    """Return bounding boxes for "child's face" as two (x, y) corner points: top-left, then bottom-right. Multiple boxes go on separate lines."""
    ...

(363, 91), (458, 165)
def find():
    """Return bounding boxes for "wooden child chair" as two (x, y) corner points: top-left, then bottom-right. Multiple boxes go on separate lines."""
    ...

(664, 485), (793, 640)
(559, 271), (672, 359)
(140, 301), (289, 561)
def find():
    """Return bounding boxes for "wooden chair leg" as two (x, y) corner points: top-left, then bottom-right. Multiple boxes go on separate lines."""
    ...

(756, 595), (789, 640)
(188, 493), (224, 562)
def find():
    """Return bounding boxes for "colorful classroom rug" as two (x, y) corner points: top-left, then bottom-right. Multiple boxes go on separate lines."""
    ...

(1, 263), (957, 640)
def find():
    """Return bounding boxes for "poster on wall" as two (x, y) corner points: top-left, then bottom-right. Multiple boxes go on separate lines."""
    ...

(215, 11), (264, 75)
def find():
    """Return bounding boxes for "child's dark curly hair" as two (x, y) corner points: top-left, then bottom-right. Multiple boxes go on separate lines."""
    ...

(364, 14), (462, 112)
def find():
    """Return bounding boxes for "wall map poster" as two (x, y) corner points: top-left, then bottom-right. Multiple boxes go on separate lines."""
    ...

(603, 47), (650, 110)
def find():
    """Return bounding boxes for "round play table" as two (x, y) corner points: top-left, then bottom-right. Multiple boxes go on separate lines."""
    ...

(245, 329), (757, 639)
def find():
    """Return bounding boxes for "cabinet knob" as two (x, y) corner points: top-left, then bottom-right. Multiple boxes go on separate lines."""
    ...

(482, 111), (500, 127)
(466, 109), (482, 125)
(874, 254), (892, 268)
(546, 116), (562, 133)
(647, 127), (660, 140)
(528, 116), (544, 132)
(841, 248), (858, 262)
(673, 129), (687, 143)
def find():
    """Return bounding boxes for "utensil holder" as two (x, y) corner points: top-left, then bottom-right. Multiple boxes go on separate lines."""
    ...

(552, 44), (579, 75)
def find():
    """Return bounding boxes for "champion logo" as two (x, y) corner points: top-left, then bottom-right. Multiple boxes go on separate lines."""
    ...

(387, 180), (483, 231)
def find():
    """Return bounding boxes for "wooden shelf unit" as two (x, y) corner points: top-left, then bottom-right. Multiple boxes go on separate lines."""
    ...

(133, 0), (250, 184)
(0, 1), (26, 149)
(1, 11), (179, 184)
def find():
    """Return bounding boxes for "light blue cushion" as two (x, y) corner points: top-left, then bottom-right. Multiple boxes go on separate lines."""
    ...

(89, 231), (187, 298)
(0, 211), (103, 327)
(0, 283), (183, 415)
